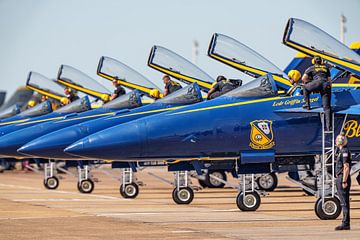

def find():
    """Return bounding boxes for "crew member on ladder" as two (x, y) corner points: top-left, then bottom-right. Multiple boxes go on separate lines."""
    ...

(335, 134), (351, 231)
(301, 56), (332, 130)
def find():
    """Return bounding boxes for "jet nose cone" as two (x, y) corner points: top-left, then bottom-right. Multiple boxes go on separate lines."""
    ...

(0, 133), (27, 157)
(64, 140), (85, 157)
(17, 130), (81, 159)
(64, 121), (145, 160)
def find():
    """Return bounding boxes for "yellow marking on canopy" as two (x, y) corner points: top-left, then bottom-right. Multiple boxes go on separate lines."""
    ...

(149, 64), (213, 90)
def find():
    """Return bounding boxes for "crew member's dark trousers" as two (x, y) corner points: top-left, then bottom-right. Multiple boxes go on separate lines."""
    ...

(336, 176), (351, 226)
(303, 80), (332, 129)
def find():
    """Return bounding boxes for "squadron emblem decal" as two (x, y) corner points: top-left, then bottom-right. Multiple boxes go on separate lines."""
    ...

(249, 120), (275, 149)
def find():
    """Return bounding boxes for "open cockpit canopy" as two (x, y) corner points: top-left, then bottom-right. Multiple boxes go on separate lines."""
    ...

(148, 45), (214, 91)
(26, 72), (67, 101)
(97, 56), (161, 98)
(283, 18), (360, 76)
(156, 82), (203, 105)
(208, 33), (291, 90)
(58, 65), (111, 102)
(225, 74), (277, 98)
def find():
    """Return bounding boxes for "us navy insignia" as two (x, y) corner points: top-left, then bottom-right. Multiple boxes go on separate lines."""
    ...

(249, 120), (275, 149)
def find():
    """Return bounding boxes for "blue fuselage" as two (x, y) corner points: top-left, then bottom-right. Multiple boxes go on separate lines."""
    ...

(65, 89), (360, 161)
(17, 102), (190, 159)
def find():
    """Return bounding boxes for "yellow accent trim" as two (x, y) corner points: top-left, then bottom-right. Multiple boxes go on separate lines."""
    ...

(294, 52), (309, 58)
(57, 79), (110, 102)
(332, 83), (360, 87)
(17, 117), (64, 126)
(286, 42), (360, 73)
(350, 42), (360, 50)
(26, 85), (63, 101)
(0, 118), (30, 126)
(170, 96), (287, 116)
(149, 64), (213, 90)
(107, 106), (184, 120)
(210, 54), (292, 87)
(58, 112), (115, 123)
(348, 76), (360, 84)
(141, 99), (155, 104)
(98, 73), (163, 98)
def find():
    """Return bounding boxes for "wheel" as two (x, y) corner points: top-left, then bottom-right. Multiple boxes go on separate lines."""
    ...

(256, 173), (278, 191)
(314, 197), (341, 220)
(78, 179), (94, 194)
(206, 171), (227, 188)
(77, 182), (84, 193)
(236, 191), (261, 211)
(172, 187), (194, 204)
(43, 176), (59, 190)
(119, 183), (139, 199)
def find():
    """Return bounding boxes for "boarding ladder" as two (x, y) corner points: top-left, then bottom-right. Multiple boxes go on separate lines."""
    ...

(319, 112), (335, 202)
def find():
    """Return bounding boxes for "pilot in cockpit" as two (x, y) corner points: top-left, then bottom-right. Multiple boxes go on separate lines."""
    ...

(63, 87), (79, 105)
(163, 75), (182, 97)
(110, 77), (126, 101)
(287, 69), (302, 96)
(207, 75), (236, 100)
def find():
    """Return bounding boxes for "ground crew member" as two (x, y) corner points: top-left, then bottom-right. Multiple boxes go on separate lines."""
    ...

(287, 69), (302, 96)
(110, 77), (126, 101)
(207, 75), (236, 100)
(64, 87), (79, 103)
(163, 75), (182, 97)
(335, 134), (351, 231)
(302, 56), (332, 130)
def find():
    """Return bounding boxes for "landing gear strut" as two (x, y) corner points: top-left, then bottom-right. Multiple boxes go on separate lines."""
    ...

(77, 165), (94, 194)
(43, 161), (59, 190)
(172, 171), (194, 204)
(236, 174), (261, 211)
(119, 168), (139, 198)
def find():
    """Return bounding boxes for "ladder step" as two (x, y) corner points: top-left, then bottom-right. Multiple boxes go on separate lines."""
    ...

(324, 131), (334, 134)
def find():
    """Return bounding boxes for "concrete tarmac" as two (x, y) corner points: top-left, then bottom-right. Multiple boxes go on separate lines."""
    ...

(1, 167), (360, 239)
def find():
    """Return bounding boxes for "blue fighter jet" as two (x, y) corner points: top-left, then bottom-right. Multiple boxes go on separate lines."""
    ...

(64, 18), (360, 220)
(17, 53), (210, 160)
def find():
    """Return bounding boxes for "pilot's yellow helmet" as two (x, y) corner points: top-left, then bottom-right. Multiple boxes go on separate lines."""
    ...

(60, 97), (70, 105)
(149, 89), (161, 99)
(27, 100), (36, 107)
(288, 70), (301, 82)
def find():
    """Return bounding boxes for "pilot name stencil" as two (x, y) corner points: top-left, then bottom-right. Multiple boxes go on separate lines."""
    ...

(249, 120), (275, 150)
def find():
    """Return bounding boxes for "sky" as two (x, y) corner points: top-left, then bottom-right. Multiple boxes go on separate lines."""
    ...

(0, 0), (359, 99)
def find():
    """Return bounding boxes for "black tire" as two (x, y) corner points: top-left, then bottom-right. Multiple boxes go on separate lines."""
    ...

(236, 191), (261, 211)
(314, 197), (341, 220)
(77, 182), (84, 193)
(78, 179), (94, 194)
(119, 183), (139, 199)
(43, 176), (59, 190)
(172, 187), (194, 205)
(206, 171), (227, 188)
(256, 173), (278, 191)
